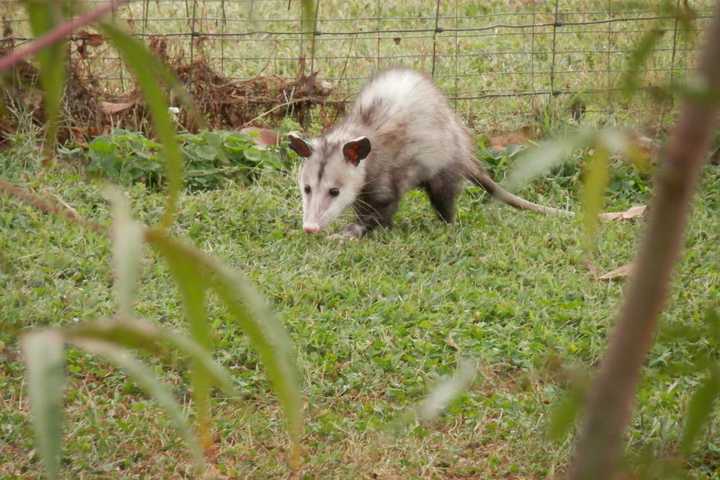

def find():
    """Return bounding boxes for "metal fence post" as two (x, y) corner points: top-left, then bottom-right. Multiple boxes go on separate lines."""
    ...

(431, 0), (441, 77)
(549, 0), (560, 99)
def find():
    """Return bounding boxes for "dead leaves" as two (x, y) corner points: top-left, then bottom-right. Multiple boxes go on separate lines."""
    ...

(599, 205), (647, 222)
(598, 263), (635, 281)
(586, 206), (645, 281)
(100, 100), (138, 115)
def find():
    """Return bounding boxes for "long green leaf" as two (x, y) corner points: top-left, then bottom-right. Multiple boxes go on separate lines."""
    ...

(69, 338), (205, 469)
(22, 0), (66, 163)
(65, 317), (238, 397)
(505, 129), (595, 191)
(21, 330), (65, 480)
(681, 367), (720, 454)
(146, 229), (303, 462)
(154, 236), (214, 448)
(621, 28), (665, 98)
(105, 187), (144, 316)
(415, 359), (478, 422)
(548, 386), (585, 442)
(99, 23), (183, 229)
(580, 145), (609, 253)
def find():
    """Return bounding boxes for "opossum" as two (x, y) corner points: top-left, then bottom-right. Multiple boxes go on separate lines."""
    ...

(288, 68), (569, 238)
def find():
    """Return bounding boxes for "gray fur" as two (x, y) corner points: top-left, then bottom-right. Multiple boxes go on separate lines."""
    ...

(289, 68), (570, 237)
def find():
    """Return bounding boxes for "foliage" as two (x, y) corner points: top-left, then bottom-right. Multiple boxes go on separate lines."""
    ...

(81, 128), (298, 191)
(3, 0), (720, 478)
(1, 0), (312, 478)
(2, 159), (719, 477)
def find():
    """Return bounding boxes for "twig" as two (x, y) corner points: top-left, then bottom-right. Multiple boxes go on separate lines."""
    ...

(0, 0), (129, 73)
(242, 97), (308, 128)
(569, 2), (720, 478)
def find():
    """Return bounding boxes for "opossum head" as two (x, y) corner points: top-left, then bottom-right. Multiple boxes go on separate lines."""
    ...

(288, 133), (371, 233)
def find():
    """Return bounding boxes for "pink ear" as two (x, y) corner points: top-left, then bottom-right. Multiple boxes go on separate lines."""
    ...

(342, 137), (371, 166)
(288, 133), (312, 157)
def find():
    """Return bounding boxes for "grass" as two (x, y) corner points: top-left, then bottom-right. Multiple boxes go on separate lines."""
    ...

(1, 129), (720, 478)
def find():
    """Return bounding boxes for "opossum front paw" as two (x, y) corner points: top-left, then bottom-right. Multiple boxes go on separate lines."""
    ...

(330, 223), (366, 240)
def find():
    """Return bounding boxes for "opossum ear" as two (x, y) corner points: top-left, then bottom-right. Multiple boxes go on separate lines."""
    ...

(288, 133), (312, 158)
(342, 137), (371, 166)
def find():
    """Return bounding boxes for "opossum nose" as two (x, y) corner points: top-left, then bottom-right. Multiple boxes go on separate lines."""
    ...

(303, 223), (320, 233)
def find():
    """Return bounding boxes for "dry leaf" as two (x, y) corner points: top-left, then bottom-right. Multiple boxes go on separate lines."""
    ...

(76, 31), (104, 47)
(240, 127), (279, 147)
(599, 205), (647, 222)
(446, 334), (460, 351)
(489, 126), (534, 150)
(100, 101), (137, 114)
(598, 262), (634, 281)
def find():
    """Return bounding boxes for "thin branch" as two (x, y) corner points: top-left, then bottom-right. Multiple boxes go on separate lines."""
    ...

(569, 2), (720, 478)
(0, 0), (129, 73)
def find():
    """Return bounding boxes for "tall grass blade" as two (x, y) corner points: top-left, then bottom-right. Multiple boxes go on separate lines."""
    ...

(70, 338), (205, 469)
(66, 317), (238, 397)
(681, 367), (720, 454)
(620, 28), (665, 98)
(105, 187), (144, 316)
(505, 130), (594, 190)
(415, 360), (477, 422)
(156, 239), (214, 448)
(548, 385), (585, 442)
(99, 23), (183, 229)
(21, 330), (65, 480)
(581, 145), (609, 253)
(21, 0), (66, 164)
(146, 229), (303, 464)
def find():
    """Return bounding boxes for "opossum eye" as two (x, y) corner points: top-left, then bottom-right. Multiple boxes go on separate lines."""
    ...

(329, 188), (340, 197)
(304, 185), (311, 194)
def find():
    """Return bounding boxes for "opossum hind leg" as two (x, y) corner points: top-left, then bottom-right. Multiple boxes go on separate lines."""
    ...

(423, 169), (463, 223)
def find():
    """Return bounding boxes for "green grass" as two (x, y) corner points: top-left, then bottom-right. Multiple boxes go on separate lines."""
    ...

(1, 133), (720, 478)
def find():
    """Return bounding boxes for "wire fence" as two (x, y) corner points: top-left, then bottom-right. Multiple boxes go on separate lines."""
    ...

(1, 0), (716, 132)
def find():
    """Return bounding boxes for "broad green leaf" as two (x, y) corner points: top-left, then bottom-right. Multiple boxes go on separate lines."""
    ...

(505, 129), (594, 190)
(415, 359), (478, 421)
(105, 187), (144, 316)
(621, 28), (665, 98)
(22, 0), (66, 163)
(99, 23), (183, 229)
(681, 367), (720, 454)
(69, 338), (205, 469)
(65, 317), (238, 397)
(22, 330), (65, 480)
(581, 145), (609, 253)
(146, 229), (303, 463)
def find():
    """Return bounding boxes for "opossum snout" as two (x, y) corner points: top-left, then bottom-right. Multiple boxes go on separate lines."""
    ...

(303, 223), (321, 233)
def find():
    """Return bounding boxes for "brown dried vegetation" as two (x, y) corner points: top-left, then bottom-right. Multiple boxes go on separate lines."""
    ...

(0, 30), (338, 146)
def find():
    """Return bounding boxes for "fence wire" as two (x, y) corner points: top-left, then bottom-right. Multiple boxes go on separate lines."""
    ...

(1, 0), (715, 132)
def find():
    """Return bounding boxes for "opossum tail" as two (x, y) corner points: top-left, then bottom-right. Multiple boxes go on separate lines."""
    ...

(463, 160), (573, 216)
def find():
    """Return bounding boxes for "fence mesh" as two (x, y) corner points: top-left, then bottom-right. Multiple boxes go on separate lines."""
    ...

(1, 0), (716, 133)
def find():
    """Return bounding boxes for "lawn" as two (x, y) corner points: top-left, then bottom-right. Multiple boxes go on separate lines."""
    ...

(1, 131), (720, 478)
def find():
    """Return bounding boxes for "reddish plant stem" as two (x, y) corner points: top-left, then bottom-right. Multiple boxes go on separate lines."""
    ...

(569, 2), (720, 479)
(0, 0), (129, 73)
